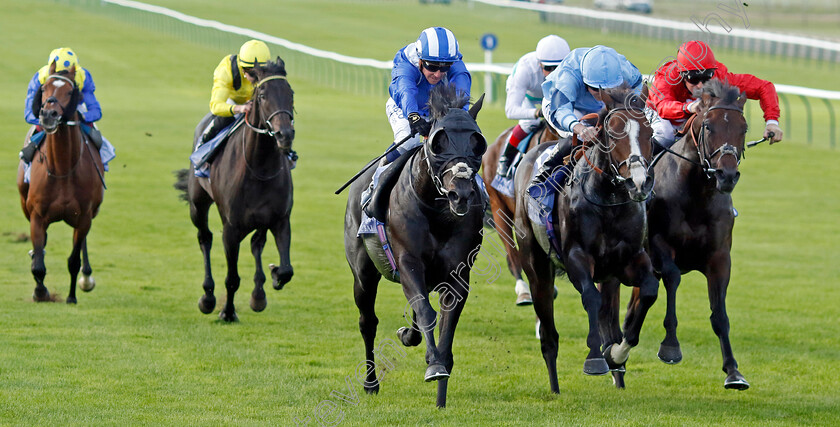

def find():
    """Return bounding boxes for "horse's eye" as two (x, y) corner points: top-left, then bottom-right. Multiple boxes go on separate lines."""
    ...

(259, 93), (266, 100)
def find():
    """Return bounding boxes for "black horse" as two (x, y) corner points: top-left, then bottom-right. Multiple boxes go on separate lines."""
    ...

(644, 79), (751, 389)
(344, 85), (486, 408)
(514, 86), (658, 392)
(175, 58), (295, 322)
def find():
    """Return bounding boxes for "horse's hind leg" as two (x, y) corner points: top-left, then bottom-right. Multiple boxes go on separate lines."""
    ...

(269, 215), (293, 290)
(489, 205), (530, 305)
(219, 226), (244, 322)
(350, 250), (383, 394)
(28, 216), (50, 302)
(598, 279), (626, 388)
(706, 252), (748, 390)
(249, 229), (268, 312)
(77, 238), (96, 292)
(190, 195), (216, 314)
(66, 222), (92, 304)
(650, 236), (683, 364)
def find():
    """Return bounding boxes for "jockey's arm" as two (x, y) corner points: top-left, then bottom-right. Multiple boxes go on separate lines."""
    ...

(727, 72), (783, 143)
(79, 69), (102, 123)
(23, 72), (41, 125)
(649, 75), (691, 121)
(209, 57), (237, 117)
(505, 75), (537, 120)
(389, 67), (421, 117)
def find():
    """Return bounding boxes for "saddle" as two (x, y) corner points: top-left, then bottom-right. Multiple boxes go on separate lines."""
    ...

(368, 146), (421, 223)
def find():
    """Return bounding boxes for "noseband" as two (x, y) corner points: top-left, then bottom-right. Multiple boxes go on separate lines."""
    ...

(40, 74), (80, 133)
(581, 107), (650, 187)
(244, 75), (294, 138)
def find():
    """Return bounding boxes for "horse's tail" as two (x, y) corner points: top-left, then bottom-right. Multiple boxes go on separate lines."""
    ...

(173, 169), (190, 201)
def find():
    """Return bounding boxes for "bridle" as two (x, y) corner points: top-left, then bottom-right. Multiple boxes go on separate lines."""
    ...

(692, 104), (744, 178)
(578, 106), (650, 187)
(244, 75), (294, 138)
(40, 74), (80, 133)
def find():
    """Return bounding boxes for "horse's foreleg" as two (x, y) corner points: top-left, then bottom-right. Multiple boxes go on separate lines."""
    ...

(219, 226), (243, 322)
(353, 260), (382, 395)
(618, 252), (660, 347)
(517, 221), (560, 393)
(598, 278), (627, 388)
(249, 229), (267, 312)
(191, 199), (215, 314)
(650, 236), (682, 364)
(489, 204), (529, 305)
(29, 216), (50, 302)
(66, 223), (91, 304)
(77, 238), (95, 292)
(706, 251), (748, 390)
(269, 216), (293, 290)
(434, 285), (467, 408)
(566, 249), (609, 376)
(398, 257), (445, 383)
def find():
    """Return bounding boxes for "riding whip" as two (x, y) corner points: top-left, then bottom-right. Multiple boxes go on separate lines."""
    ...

(334, 133), (415, 195)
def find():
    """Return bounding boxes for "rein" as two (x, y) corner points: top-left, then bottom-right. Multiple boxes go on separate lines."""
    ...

(661, 104), (745, 177)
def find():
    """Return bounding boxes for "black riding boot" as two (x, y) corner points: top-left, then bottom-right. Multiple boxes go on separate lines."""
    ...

(496, 142), (519, 178)
(530, 139), (573, 187)
(201, 115), (235, 144)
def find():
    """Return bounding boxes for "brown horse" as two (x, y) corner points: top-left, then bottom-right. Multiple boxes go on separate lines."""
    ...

(16, 62), (104, 303)
(175, 58), (295, 322)
(481, 124), (561, 305)
(643, 80), (751, 389)
(514, 86), (656, 392)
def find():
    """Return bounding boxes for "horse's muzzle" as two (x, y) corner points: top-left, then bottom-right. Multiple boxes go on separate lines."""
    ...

(39, 108), (61, 132)
(275, 128), (295, 151)
(714, 168), (740, 193)
(447, 187), (476, 217)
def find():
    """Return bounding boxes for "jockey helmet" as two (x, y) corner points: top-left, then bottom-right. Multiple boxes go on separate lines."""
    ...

(238, 40), (271, 68)
(536, 35), (570, 66)
(676, 40), (717, 72)
(416, 27), (461, 63)
(580, 46), (623, 89)
(48, 47), (80, 72)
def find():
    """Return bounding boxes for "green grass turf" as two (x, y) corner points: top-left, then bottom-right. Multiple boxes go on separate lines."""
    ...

(0, 0), (838, 424)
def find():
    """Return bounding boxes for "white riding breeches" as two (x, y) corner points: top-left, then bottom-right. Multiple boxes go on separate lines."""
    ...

(386, 97), (425, 156)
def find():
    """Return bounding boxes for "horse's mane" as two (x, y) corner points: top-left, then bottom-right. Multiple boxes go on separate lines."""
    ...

(427, 83), (470, 121)
(254, 58), (287, 77)
(597, 84), (645, 124)
(694, 79), (741, 106)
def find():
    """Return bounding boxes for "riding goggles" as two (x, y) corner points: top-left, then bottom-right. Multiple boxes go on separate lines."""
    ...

(541, 64), (558, 72)
(423, 61), (451, 73)
(681, 68), (715, 85)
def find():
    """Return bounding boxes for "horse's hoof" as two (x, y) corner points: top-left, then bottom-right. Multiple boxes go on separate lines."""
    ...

(724, 371), (750, 390)
(33, 289), (51, 302)
(270, 264), (293, 290)
(397, 327), (421, 347)
(424, 364), (449, 382)
(658, 344), (683, 364)
(198, 294), (216, 314)
(603, 345), (627, 372)
(78, 275), (95, 292)
(66, 296), (77, 305)
(219, 310), (239, 323)
(583, 358), (609, 376)
(364, 384), (379, 395)
(250, 294), (267, 312)
(515, 292), (533, 306)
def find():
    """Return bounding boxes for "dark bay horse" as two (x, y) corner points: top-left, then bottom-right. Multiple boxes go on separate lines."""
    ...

(175, 58), (295, 322)
(481, 124), (562, 305)
(16, 62), (104, 303)
(344, 85), (486, 408)
(643, 80), (751, 389)
(513, 86), (657, 392)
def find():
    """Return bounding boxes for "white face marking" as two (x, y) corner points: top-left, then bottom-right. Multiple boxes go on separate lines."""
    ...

(52, 80), (66, 88)
(626, 120), (647, 190)
(724, 112), (729, 123)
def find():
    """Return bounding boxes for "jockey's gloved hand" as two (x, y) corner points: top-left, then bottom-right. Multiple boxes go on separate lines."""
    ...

(573, 123), (598, 143)
(407, 112), (431, 137)
(534, 107), (544, 119)
(764, 122), (783, 144)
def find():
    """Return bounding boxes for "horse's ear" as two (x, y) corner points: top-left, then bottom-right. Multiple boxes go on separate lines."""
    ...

(700, 92), (712, 109)
(67, 64), (76, 81)
(736, 91), (747, 108)
(640, 83), (649, 104)
(49, 60), (56, 75)
(276, 56), (285, 69)
(469, 93), (485, 120)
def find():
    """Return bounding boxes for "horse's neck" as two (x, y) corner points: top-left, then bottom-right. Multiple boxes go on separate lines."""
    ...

(44, 125), (82, 174)
(242, 131), (282, 168)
